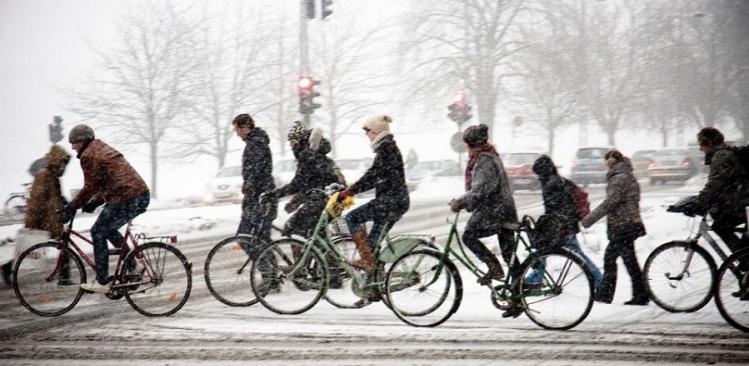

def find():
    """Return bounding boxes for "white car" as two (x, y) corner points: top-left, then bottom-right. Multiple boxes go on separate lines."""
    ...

(203, 165), (243, 204)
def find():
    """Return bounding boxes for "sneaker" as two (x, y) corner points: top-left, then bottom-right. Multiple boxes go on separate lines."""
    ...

(623, 297), (649, 306)
(81, 280), (110, 294)
(502, 303), (524, 318)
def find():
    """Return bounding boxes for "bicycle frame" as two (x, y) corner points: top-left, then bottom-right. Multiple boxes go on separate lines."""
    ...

(671, 216), (743, 279)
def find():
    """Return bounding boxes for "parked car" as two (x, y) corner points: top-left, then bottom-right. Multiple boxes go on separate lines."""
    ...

(203, 165), (243, 204)
(569, 147), (611, 186)
(631, 149), (656, 179)
(406, 159), (462, 181)
(647, 148), (700, 185)
(503, 151), (544, 191)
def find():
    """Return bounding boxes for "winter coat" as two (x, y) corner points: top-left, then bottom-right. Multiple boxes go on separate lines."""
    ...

(532, 156), (578, 234)
(273, 141), (340, 202)
(241, 127), (275, 204)
(581, 160), (645, 240)
(25, 145), (70, 239)
(697, 144), (749, 220)
(459, 152), (518, 231)
(70, 139), (149, 208)
(347, 134), (410, 220)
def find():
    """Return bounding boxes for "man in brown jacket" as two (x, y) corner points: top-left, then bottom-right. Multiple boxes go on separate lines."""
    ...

(62, 124), (150, 293)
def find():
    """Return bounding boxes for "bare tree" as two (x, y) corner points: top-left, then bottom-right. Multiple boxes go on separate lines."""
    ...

(67, 2), (201, 198)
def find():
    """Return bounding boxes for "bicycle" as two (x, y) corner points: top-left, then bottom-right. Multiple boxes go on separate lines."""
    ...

(643, 196), (744, 313)
(714, 246), (749, 332)
(383, 212), (595, 330)
(249, 184), (434, 315)
(4, 183), (30, 221)
(12, 212), (192, 317)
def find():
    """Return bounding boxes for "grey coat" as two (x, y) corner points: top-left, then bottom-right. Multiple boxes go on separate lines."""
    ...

(697, 144), (749, 220)
(459, 152), (518, 231)
(581, 161), (644, 239)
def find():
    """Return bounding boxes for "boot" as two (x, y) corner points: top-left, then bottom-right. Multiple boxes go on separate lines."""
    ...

(478, 257), (504, 286)
(348, 230), (374, 271)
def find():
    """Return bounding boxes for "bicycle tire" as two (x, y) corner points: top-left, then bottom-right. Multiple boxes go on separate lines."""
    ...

(124, 242), (192, 317)
(714, 248), (749, 332)
(250, 240), (327, 315)
(4, 194), (26, 221)
(322, 236), (365, 309)
(518, 249), (594, 330)
(12, 242), (86, 316)
(204, 235), (267, 307)
(385, 249), (463, 327)
(644, 241), (716, 313)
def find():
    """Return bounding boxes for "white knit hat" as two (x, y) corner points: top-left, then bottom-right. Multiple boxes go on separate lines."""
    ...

(362, 115), (393, 134)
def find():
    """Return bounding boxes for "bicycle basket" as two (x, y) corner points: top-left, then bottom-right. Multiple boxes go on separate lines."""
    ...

(325, 192), (354, 219)
(528, 214), (565, 250)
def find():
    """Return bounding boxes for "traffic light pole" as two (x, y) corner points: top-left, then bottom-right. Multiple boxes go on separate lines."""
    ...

(299, 0), (311, 125)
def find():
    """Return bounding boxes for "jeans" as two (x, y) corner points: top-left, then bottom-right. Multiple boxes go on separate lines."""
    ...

(344, 202), (402, 248)
(90, 192), (150, 285)
(525, 235), (603, 288)
(237, 199), (277, 258)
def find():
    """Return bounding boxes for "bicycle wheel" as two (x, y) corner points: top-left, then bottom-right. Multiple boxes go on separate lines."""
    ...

(519, 249), (594, 330)
(13, 242), (86, 316)
(124, 242), (192, 317)
(4, 194), (26, 221)
(714, 249), (749, 332)
(323, 236), (365, 309)
(204, 235), (267, 307)
(385, 249), (463, 327)
(250, 239), (327, 315)
(644, 241), (716, 313)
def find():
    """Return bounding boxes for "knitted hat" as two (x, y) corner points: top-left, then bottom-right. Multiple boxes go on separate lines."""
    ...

(532, 154), (557, 177)
(462, 124), (489, 147)
(68, 124), (95, 144)
(287, 120), (311, 141)
(362, 115), (393, 134)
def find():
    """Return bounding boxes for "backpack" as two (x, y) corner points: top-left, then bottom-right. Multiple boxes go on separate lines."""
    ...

(562, 178), (590, 221)
(731, 145), (749, 177)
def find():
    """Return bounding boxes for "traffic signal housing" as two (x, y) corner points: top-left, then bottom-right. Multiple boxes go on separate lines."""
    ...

(298, 76), (321, 115)
(49, 115), (64, 144)
(321, 0), (333, 19)
(447, 93), (472, 124)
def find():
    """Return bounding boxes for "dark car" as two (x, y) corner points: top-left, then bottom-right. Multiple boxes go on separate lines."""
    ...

(503, 151), (543, 191)
(647, 148), (700, 185)
(569, 147), (611, 186)
(631, 149), (656, 179)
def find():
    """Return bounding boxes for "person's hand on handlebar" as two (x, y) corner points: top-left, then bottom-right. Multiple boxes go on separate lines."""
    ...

(448, 198), (463, 213)
(59, 204), (76, 223)
(258, 191), (276, 204)
(338, 190), (353, 201)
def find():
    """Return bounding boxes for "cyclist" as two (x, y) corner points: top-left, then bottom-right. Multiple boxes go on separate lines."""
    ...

(688, 127), (749, 269)
(62, 124), (150, 293)
(339, 115), (410, 272)
(450, 124), (518, 286)
(581, 150), (648, 305)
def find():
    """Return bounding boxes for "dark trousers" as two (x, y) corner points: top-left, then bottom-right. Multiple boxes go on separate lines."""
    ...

(713, 214), (747, 254)
(462, 224), (517, 272)
(597, 235), (647, 302)
(237, 199), (277, 258)
(283, 198), (326, 239)
(344, 202), (403, 248)
(90, 192), (150, 284)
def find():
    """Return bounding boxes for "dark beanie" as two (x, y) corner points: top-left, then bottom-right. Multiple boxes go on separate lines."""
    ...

(462, 124), (489, 147)
(532, 154), (557, 177)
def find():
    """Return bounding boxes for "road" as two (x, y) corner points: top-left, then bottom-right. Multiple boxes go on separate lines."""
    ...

(1, 184), (748, 365)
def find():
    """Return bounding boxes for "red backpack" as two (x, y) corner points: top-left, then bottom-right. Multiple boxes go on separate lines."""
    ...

(562, 178), (590, 221)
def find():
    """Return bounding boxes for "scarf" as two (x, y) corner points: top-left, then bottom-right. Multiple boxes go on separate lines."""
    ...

(370, 131), (392, 151)
(465, 143), (498, 191)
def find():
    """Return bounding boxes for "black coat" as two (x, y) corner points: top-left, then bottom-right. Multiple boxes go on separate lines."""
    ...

(241, 127), (275, 207)
(698, 144), (749, 220)
(539, 174), (579, 235)
(274, 142), (340, 201)
(348, 135), (410, 219)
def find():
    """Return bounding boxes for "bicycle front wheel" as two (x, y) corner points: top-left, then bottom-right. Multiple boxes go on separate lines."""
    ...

(204, 235), (267, 307)
(714, 249), (749, 332)
(323, 236), (365, 309)
(13, 242), (86, 316)
(124, 242), (192, 317)
(385, 249), (462, 327)
(644, 241), (716, 313)
(519, 249), (594, 330)
(250, 240), (327, 315)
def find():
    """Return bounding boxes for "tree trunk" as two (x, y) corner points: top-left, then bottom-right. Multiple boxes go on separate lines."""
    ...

(661, 127), (669, 147)
(547, 125), (556, 156)
(150, 143), (158, 199)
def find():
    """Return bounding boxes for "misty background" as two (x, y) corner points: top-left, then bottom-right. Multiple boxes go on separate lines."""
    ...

(1, 0), (747, 202)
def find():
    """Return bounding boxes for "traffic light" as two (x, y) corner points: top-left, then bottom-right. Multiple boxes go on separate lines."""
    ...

(298, 76), (321, 115)
(447, 93), (472, 124)
(305, 0), (315, 19)
(321, 0), (333, 19)
(49, 115), (64, 144)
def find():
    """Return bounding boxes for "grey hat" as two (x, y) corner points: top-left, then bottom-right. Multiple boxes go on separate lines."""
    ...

(68, 124), (95, 143)
(462, 124), (489, 147)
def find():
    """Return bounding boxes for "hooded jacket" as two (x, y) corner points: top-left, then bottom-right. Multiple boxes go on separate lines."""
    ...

(581, 159), (645, 239)
(532, 156), (579, 234)
(241, 127), (275, 202)
(697, 144), (749, 219)
(25, 145), (70, 239)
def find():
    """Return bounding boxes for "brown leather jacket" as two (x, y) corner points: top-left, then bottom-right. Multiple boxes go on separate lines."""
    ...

(25, 145), (70, 239)
(70, 139), (149, 208)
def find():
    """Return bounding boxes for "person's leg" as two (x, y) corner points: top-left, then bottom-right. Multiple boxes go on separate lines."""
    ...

(620, 238), (649, 304)
(90, 204), (126, 285)
(713, 215), (746, 253)
(595, 239), (622, 303)
(344, 203), (375, 270)
(462, 224), (504, 284)
(565, 235), (603, 288)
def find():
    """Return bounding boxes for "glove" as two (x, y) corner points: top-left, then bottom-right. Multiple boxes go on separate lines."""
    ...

(258, 191), (276, 204)
(284, 194), (302, 213)
(60, 204), (76, 223)
(82, 199), (104, 213)
(449, 198), (463, 213)
(682, 202), (698, 217)
(338, 190), (353, 201)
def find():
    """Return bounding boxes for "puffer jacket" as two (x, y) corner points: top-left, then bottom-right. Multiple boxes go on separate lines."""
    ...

(70, 139), (149, 208)
(241, 127), (275, 204)
(25, 145), (70, 239)
(581, 160), (645, 239)
(459, 152), (518, 231)
(697, 144), (749, 219)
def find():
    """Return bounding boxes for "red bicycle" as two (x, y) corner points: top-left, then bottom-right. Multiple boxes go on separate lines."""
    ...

(12, 213), (192, 317)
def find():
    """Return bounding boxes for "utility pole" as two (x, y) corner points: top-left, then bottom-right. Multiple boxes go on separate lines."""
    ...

(299, 0), (311, 125)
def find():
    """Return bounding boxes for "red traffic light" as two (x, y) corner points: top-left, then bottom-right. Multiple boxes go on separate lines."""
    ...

(298, 76), (314, 90)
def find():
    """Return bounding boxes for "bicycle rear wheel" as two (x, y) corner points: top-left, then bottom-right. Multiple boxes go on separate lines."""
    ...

(13, 242), (86, 316)
(385, 249), (462, 327)
(714, 249), (749, 332)
(644, 241), (716, 313)
(519, 249), (593, 330)
(204, 235), (267, 307)
(322, 236), (365, 309)
(250, 240), (327, 315)
(4, 194), (26, 221)
(124, 242), (192, 317)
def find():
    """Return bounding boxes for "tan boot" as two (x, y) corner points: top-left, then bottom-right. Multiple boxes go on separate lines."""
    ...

(348, 230), (374, 271)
